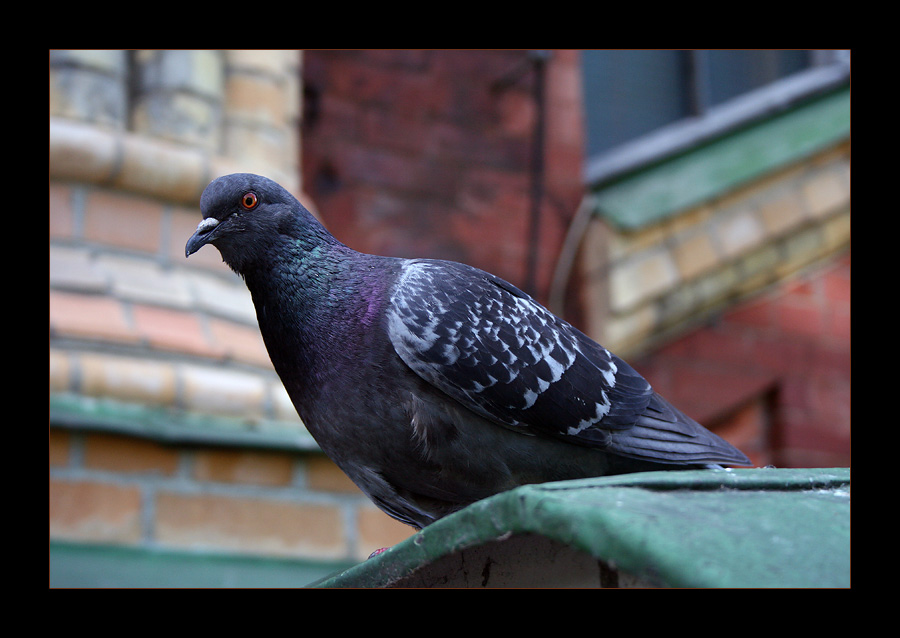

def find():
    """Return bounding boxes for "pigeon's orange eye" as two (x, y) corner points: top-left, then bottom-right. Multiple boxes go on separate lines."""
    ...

(241, 192), (259, 210)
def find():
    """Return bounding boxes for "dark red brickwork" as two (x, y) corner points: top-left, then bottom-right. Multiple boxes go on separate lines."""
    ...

(635, 253), (851, 469)
(301, 50), (585, 302)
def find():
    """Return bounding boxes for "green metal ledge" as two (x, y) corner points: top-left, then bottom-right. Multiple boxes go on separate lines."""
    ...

(50, 392), (320, 452)
(50, 542), (356, 588)
(592, 85), (851, 231)
(311, 467), (850, 588)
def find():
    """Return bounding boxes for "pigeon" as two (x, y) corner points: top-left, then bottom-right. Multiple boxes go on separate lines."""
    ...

(186, 173), (751, 530)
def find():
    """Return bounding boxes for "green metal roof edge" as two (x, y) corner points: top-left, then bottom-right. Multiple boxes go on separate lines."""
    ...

(49, 540), (356, 588)
(49, 392), (321, 452)
(311, 467), (850, 588)
(592, 85), (851, 231)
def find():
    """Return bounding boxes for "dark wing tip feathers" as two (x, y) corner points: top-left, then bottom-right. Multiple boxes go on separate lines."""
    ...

(610, 393), (752, 466)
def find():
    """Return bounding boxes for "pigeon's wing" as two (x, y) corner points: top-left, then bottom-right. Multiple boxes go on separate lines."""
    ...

(387, 260), (746, 465)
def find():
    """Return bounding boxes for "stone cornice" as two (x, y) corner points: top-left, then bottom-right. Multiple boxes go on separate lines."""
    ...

(49, 117), (297, 204)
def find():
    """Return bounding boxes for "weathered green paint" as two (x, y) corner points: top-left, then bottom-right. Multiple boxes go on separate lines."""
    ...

(49, 542), (355, 588)
(593, 86), (851, 230)
(50, 392), (319, 452)
(313, 468), (850, 588)
(50, 468), (849, 588)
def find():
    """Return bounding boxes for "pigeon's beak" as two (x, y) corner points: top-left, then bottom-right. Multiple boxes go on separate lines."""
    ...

(185, 217), (220, 257)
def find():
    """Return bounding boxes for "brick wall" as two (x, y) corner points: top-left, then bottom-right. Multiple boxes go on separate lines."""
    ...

(578, 138), (851, 469)
(49, 429), (412, 560)
(49, 50), (415, 567)
(301, 49), (585, 302)
(635, 252), (851, 469)
(579, 142), (851, 356)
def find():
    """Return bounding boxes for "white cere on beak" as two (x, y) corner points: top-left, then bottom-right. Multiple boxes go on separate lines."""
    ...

(196, 217), (220, 233)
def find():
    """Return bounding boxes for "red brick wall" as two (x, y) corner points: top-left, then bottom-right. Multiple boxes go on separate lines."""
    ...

(634, 252), (851, 469)
(301, 50), (585, 302)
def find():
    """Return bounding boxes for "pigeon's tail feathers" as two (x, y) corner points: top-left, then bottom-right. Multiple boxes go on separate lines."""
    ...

(368, 491), (434, 531)
(609, 393), (752, 467)
(350, 465), (445, 531)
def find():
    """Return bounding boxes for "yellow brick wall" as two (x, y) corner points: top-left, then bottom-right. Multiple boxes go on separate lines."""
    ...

(49, 50), (414, 565)
(580, 141), (851, 357)
(49, 428), (414, 561)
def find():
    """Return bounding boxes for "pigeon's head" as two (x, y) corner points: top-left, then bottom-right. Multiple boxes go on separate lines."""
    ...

(186, 173), (311, 273)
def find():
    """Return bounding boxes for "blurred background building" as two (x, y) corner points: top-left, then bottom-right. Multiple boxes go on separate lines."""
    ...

(49, 49), (850, 586)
